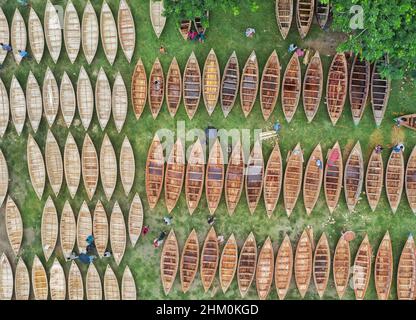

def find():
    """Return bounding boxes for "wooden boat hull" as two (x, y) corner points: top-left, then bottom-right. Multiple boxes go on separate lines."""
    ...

(183, 52), (201, 120)
(221, 51), (239, 117)
(333, 235), (350, 299)
(375, 232), (393, 300)
(315, 0), (330, 29)
(100, 134), (117, 201)
(303, 144), (323, 215)
(276, 0), (293, 39)
(82, 1), (99, 64)
(180, 229), (199, 293)
(0, 151), (7, 207)
(203, 49), (220, 115)
(64, 132), (81, 199)
(282, 53), (301, 122)
(206, 139), (224, 214)
(0, 78), (9, 137)
(27, 134), (45, 199)
(15, 259), (30, 300)
(77, 67), (94, 130)
(32, 256), (48, 300)
(150, 0), (166, 38)
(349, 56), (370, 125)
(200, 227), (219, 292)
(219, 234), (238, 293)
(68, 261), (84, 300)
(165, 139), (185, 213)
(225, 141), (244, 215)
(44, 0), (62, 63)
(120, 137), (135, 196)
(313, 233), (330, 298)
(371, 55), (391, 126)
(264, 143), (283, 217)
(146, 135), (164, 209)
(118, 0), (135, 62)
(43, 68), (59, 127)
(64, 0), (81, 64)
(365, 148), (383, 211)
(405, 146), (416, 213)
(122, 266), (136, 300)
(275, 234), (293, 300)
(0, 253), (13, 300)
(166, 57), (182, 117)
(10, 76), (26, 136)
(60, 72), (76, 127)
(385, 148), (404, 213)
(0, 8), (9, 64)
(128, 194), (143, 247)
(112, 72), (128, 132)
(237, 232), (257, 297)
(86, 263), (102, 300)
(344, 141), (364, 212)
(93, 201), (109, 257)
(45, 130), (63, 196)
(49, 259), (66, 300)
(260, 50), (280, 120)
(161, 230), (179, 295)
(185, 139), (205, 214)
(41, 197), (58, 261)
(77, 201), (92, 251)
(131, 58), (147, 119)
(82, 134), (99, 200)
(296, 0), (314, 38)
(295, 230), (312, 298)
(303, 51), (323, 122)
(95, 68), (112, 130)
(283, 143), (304, 216)
(353, 235), (372, 300)
(326, 53), (348, 125)
(324, 142), (343, 213)
(256, 237), (274, 300)
(110, 202), (127, 265)
(60, 201), (76, 259)
(397, 235), (416, 300)
(11, 9), (27, 65)
(28, 8), (45, 64)
(104, 265), (121, 300)
(240, 51), (259, 117)
(149, 58), (165, 119)
(246, 140), (264, 214)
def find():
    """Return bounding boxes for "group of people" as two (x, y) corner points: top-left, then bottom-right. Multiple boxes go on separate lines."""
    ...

(1, 43), (31, 60)
(187, 30), (206, 43)
(67, 235), (112, 265)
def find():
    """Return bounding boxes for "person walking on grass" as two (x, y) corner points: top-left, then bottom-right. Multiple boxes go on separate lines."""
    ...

(163, 216), (173, 225)
(0, 43), (12, 53)
(18, 49), (31, 60)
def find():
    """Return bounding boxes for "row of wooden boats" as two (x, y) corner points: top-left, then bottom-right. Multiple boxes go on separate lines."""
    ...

(0, 0), (135, 65)
(160, 228), (415, 300)
(0, 254), (136, 300)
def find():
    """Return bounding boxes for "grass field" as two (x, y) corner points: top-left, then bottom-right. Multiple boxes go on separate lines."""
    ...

(0, 0), (416, 300)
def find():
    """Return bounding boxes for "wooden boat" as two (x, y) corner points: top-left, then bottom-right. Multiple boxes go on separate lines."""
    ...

(26, 71), (42, 133)
(374, 231), (393, 300)
(0, 78), (9, 137)
(68, 261), (84, 300)
(326, 53), (348, 125)
(0, 8), (9, 64)
(256, 237), (274, 300)
(110, 202), (127, 265)
(303, 51), (323, 122)
(275, 0), (293, 39)
(15, 259), (30, 300)
(183, 52), (201, 119)
(132, 58), (147, 119)
(344, 141), (364, 212)
(193, 12), (208, 33)
(260, 50), (280, 120)
(82, 1), (99, 64)
(296, 0), (314, 38)
(0, 151), (8, 208)
(77, 201), (92, 251)
(350, 55), (370, 125)
(104, 265), (120, 300)
(264, 143), (283, 217)
(64, 0), (81, 64)
(221, 51), (239, 117)
(120, 136), (135, 196)
(32, 255), (48, 300)
(225, 141), (244, 215)
(206, 138), (225, 214)
(237, 232), (257, 297)
(282, 53), (301, 122)
(146, 134), (164, 209)
(316, 0), (330, 29)
(0, 253), (13, 300)
(60, 201), (76, 259)
(371, 55), (391, 126)
(386, 148), (404, 213)
(129, 194), (143, 247)
(165, 139), (185, 213)
(100, 134), (117, 201)
(240, 51), (259, 117)
(41, 197), (58, 261)
(64, 132), (81, 199)
(203, 49), (220, 115)
(246, 140), (264, 213)
(27, 134), (45, 199)
(333, 235), (350, 299)
(219, 234), (238, 293)
(200, 227), (219, 292)
(185, 139), (205, 214)
(180, 229), (199, 293)
(353, 234), (372, 300)
(150, 0), (166, 38)
(395, 114), (416, 131)
(5, 197), (23, 256)
(28, 8), (44, 64)
(160, 229), (179, 295)
(45, 130), (63, 196)
(324, 141), (343, 213)
(295, 230), (312, 298)
(397, 235), (416, 300)
(283, 143), (304, 216)
(44, 0), (62, 63)
(365, 148), (384, 211)
(60, 72), (76, 127)
(118, 0), (135, 63)
(82, 133), (99, 200)
(149, 58), (164, 119)
(166, 57), (182, 117)
(122, 266), (136, 300)
(11, 9), (27, 65)
(10, 75), (26, 136)
(43, 67), (59, 127)
(179, 20), (192, 40)
(112, 72), (128, 132)
(406, 146), (416, 213)
(313, 233), (330, 298)
(303, 144), (323, 215)
(101, 1), (118, 65)
(86, 263), (102, 300)
(95, 67), (112, 130)
(77, 66), (94, 130)
(49, 259), (66, 300)
(275, 234), (293, 300)
(93, 200), (109, 257)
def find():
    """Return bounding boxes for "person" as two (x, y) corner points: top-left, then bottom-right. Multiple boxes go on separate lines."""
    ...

(142, 225), (149, 235)
(188, 31), (198, 41)
(208, 216), (215, 225)
(316, 159), (323, 169)
(327, 149), (339, 167)
(198, 32), (206, 43)
(154, 231), (167, 247)
(296, 48), (305, 57)
(341, 230), (356, 242)
(217, 235), (225, 245)
(86, 235), (94, 245)
(273, 121), (281, 133)
(0, 43), (12, 52)
(163, 216), (173, 225)
(375, 145), (383, 154)
(154, 80), (161, 91)
(393, 143), (404, 153)
(394, 117), (404, 126)
(288, 44), (297, 53)
(17, 0), (31, 7)
(79, 253), (96, 264)
(67, 252), (79, 261)
(245, 28), (255, 38)
(103, 251), (112, 258)
(86, 242), (96, 255)
(18, 49), (30, 60)
(159, 45), (166, 54)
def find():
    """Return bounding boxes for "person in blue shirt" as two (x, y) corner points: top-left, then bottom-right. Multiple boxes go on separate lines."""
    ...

(0, 43), (12, 52)
(79, 253), (96, 264)
(17, 0), (31, 7)
(393, 143), (404, 153)
(316, 159), (323, 169)
(18, 49), (31, 60)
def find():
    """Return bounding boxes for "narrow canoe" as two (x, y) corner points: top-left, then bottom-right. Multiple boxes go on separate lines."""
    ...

(405, 146), (416, 213)
(179, 20), (192, 40)
(5, 197), (23, 256)
(112, 72), (128, 133)
(396, 114), (416, 131)
(0, 150), (7, 207)
(41, 197), (58, 261)
(303, 144), (323, 215)
(276, 0), (293, 39)
(221, 51), (239, 117)
(385, 148), (404, 213)
(333, 235), (350, 299)
(219, 234), (238, 293)
(68, 261), (84, 300)
(183, 52), (201, 120)
(118, 0), (135, 63)
(86, 263), (102, 300)
(44, 0), (62, 63)
(26, 71), (42, 133)
(353, 234), (372, 300)
(110, 202), (127, 265)
(275, 234), (293, 300)
(104, 265), (121, 300)
(365, 148), (384, 211)
(45, 130), (63, 196)
(397, 235), (416, 300)
(82, 134), (99, 200)
(316, 0), (330, 29)
(131, 58), (147, 119)
(240, 51), (259, 117)
(256, 237), (274, 300)
(295, 230), (312, 298)
(82, 1), (99, 64)
(77, 201), (92, 251)
(225, 141), (244, 215)
(296, 0), (314, 38)
(324, 141), (343, 213)
(282, 53), (301, 122)
(64, 0), (81, 64)
(49, 260), (66, 299)
(100, 134), (117, 201)
(64, 132), (81, 199)
(371, 55), (391, 126)
(120, 136), (135, 196)
(344, 141), (364, 212)
(200, 227), (219, 292)
(145, 134), (164, 209)
(32, 255), (48, 300)
(166, 57), (182, 117)
(43, 67), (59, 127)
(60, 72), (76, 127)
(180, 229), (199, 293)
(149, 57), (165, 119)
(260, 50), (280, 120)
(0, 253), (13, 300)
(93, 200), (109, 257)
(350, 55), (370, 125)
(10, 75), (26, 136)
(95, 67), (112, 130)
(313, 233), (330, 298)
(28, 8), (44, 64)
(206, 138), (224, 214)
(129, 194), (143, 247)
(246, 140), (264, 214)
(203, 48), (220, 115)
(161, 229), (179, 295)
(122, 266), (136, 300)
(185, 139), (205, 214)
(150, 0), (166, 38)
(303, 51), (323, 122)
(60, 201), (76, 259)
(0, 78), (9, 137)
(264, 143), (283, 217)
(283, 143), (304, 216)
(326, 53), (348, 125)
(165, 139), (185, 213)
(15, 259), (30, 300)
(0, 8), (9, 64)
(27, 134), (45, 199)
(237, 232), (257, 297)
(100, 1), (118, 65)
(77, 66), (94, 130)
(11, 9), (27, 65)
(375, 231), (393, 300)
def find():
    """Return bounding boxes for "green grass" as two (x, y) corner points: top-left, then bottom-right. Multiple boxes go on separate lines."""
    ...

(0, 0), (415, 300)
